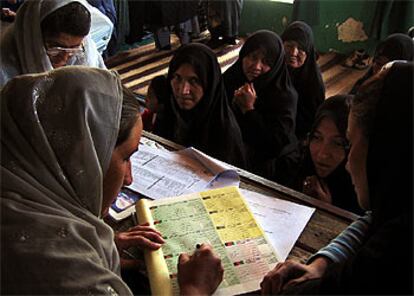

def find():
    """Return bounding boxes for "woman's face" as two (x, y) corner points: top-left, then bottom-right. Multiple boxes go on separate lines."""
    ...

(171, 63), (204, 110)
(346, 112), (370, 210)
(309, 118), (347, 178)
(283, 40), (307, 69)
(101, 117), (143, 217)
(44, 32), (85, 68)
(242, 49), (272, 81)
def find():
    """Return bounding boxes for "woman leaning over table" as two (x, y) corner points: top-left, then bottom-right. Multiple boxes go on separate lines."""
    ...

(293, 94), (363, 215)
(261, 61), (413, 294)
(0, 66), (223, 295)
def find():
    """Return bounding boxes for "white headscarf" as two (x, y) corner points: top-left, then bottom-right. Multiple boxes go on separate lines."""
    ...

(1, 66), (133, 295)
(0, 0), (106, 88)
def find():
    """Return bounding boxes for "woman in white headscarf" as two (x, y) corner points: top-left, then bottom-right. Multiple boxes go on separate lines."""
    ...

(1, 66), (142, 294)
(0, 66), (223, 295)
(0, 0), (106, 88)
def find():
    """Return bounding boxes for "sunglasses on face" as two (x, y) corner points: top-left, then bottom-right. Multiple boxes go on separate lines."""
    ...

(45, 44), (85, 58)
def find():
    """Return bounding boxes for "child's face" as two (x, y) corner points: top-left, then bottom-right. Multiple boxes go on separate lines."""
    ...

(145, 87), (159, 113)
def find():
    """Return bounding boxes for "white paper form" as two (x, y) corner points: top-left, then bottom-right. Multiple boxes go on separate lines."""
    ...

(127, 145), (240, 200)
(241, 189), (315, 261)
(177, 147), (240, 189)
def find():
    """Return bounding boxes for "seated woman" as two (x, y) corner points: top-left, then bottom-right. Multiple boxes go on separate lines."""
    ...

(1, 66), (223, 295)
(141, 75), (168, 132)
(223, 30), (298, 179)
(153, 43), (247, 168)
(349, 33), (413, 94)
(261, 61), (413, 294)
(294, 95), (363, 214)
(281, 21), (325, 141)
(0, 0), (106, 87)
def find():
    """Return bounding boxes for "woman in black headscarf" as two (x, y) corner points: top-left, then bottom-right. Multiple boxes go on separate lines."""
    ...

(293, 95), (362, 215)
(153, 43), (247, 168)
(281, 21), (325, 141)
(223, 30), (298, 179)
(261, 62), (413, 294)
(349, 33), (413, 94)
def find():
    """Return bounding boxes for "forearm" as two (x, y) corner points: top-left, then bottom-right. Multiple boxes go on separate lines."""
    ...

(180, 285), (209, 296)
(308, 212), (372, 264)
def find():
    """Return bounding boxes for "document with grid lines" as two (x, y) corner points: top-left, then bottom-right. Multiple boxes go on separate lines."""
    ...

(136, 186), (279, 296)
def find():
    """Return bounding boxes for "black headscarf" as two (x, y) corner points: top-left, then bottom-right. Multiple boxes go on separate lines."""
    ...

(315, 62), (413, 294)
(223, 30), (298, 173)
(294, 95), (362, 214)
(366, 62), (413, 227)
(154, 43), (247, 168)
(281, 21), (325, 140)
(350, 33), (414, 94)
(149, 75), (169, 105)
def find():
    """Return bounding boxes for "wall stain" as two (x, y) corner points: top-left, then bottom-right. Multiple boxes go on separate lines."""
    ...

(337, 17), (368, 42)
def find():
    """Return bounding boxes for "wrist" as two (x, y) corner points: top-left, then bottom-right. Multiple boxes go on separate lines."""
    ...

(240, 105), (254, 114)
(180, 284), (209, 296)
(309, 256), (331, 275)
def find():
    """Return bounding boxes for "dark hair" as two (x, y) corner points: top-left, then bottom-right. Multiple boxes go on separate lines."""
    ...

(41, 2), (91, 38)
(239, 31), (282, 68)
(281, 21), (314, 54)
(309, 94), (352, 141)
(374, 33), (414, 62)
(116, 86), (141, 146)
(351, 75), (384, 137)
(148, 75), (169, 105)
(168, 47), (211, 92)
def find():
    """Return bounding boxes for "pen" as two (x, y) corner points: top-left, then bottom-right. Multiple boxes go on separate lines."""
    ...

(122, 249), (138, 260)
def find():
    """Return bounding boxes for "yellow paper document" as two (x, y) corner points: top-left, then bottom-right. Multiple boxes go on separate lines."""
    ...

(136, 186), (279, 295)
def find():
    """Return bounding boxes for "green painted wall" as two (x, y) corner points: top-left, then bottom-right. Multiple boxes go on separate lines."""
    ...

(239, 0), (413, 55)
(239, 1), (293, 36)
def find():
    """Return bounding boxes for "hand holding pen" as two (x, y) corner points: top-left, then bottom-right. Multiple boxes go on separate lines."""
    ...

(177, 243), (224, 296)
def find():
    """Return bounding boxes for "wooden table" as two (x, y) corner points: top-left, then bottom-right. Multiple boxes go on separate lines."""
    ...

(109, 131), (359, 265)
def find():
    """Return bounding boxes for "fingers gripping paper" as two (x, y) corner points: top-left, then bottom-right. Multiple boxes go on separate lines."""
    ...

(136, 199), (173, 296)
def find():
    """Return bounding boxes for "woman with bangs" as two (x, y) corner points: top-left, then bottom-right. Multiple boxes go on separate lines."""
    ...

(261, 62), (413, 295)
(223, 30), (298, 183)
(294, 95), (362, 214)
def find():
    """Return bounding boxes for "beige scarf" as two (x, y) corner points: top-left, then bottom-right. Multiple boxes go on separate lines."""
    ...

(1, 66), (132, 295)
